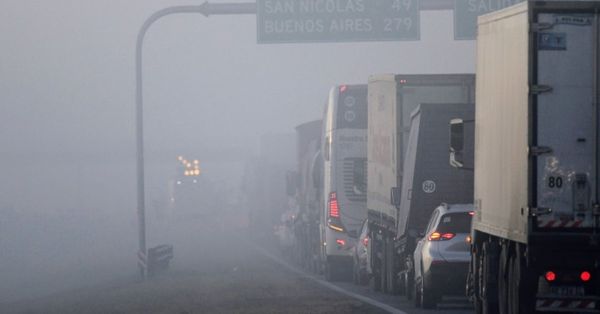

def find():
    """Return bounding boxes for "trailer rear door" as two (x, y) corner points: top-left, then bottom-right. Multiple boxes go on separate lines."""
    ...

(535, 12), (597, 228)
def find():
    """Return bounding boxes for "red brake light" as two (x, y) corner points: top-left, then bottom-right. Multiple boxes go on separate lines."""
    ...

(329, 192), (340, 218)
(340, 85), (348, 93)
(428, 232), (455, 241)
(362, 237), (369, 246)
(468, 211), (475, 216)
(545, 271), (557, 282)
(581, 271), (592, 282)
(441, 233), (455, 240)
(336, 239), (346, 246)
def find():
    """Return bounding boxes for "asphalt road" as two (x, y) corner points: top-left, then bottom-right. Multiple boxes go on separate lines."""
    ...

(2, 224), (474, 314)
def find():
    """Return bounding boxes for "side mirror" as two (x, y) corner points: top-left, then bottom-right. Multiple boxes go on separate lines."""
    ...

(449, 118), (465, 168)
(390, 187), (401, 207)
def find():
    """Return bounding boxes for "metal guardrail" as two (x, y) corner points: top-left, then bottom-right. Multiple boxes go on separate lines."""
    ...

(138, 244), (174, 277)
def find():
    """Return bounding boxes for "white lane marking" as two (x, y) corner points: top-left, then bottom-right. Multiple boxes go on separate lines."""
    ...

(251, 244), (407, 314)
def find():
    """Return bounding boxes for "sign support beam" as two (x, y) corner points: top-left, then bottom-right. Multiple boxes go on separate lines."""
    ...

(135, 1), (255, 279)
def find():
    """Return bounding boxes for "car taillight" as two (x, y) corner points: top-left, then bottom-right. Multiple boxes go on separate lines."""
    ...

(362, 237), (369, 246)
(329, 192), (340, 218)
(340, 85), (348, 93)
(327, 192), (344, 232)
(428, 232), (455, 241)
(545, 271), (557, 282)
(581, 271), (592, 282)
(336, 239), (346, 246)
(442, 233), (455, 240)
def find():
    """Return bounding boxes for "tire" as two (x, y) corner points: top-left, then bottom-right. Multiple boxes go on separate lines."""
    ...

(405, 267), (415, 300)
(325, 260), (337, 281)
(359, 272), (369, 285)
(420, 267), (438, 309)
(397, 269), (406, 295)
(413, 274), (422, 307)
(352, 257), (359, 284)
(471, 242), (484, 314)
(481, 242), (499, 314)
(372, 269), (382, 292)
(508, 245), (535, 314)
(498, 243), (509, 314)
(353, 256), (368, 285)
(379, 239), (388, 292)
(384, 239), (398, 294)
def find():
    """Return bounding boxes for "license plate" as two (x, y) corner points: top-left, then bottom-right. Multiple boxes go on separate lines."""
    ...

(551, 286), (585, 296)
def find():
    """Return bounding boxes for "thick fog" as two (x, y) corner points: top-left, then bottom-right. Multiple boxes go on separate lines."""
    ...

(0, 0), (474, 306)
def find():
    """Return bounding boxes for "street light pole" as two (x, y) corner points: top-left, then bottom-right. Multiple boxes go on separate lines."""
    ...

(135, 0), (453, 279)
(135, 2), (256, 279)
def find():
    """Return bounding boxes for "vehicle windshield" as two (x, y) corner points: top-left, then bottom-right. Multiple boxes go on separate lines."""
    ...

(336, 85), (367, 129)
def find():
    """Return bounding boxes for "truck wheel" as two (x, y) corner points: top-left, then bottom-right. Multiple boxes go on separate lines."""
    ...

(497, 243), (509, 314)
(352, 260), (358, 284)
(325, 260), (336, 281)
(470, 249), (483, 314)
(384, 240), (398, 294)
(369, 233), (383, 291)
(378, 239), (389, 292)
(352, 256), (361, 284)
(481, 241), (499, 314)
(405, 268), (414, 300)
(359, 272), (369, 285)
(397, 270), (406, 295)
(380, 259), (388, 292)
(372, 270), (382, 291)
(508, 245), (535, 314)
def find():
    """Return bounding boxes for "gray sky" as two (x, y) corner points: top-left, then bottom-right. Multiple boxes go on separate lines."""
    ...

(0, 0), (474, 213)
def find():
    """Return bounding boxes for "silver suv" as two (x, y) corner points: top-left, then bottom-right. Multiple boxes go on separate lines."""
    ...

(413, 203), (474, 308)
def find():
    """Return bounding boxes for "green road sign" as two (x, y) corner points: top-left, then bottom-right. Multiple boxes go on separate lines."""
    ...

(257, 0), (420, 43)
(454, 0), (523, 40)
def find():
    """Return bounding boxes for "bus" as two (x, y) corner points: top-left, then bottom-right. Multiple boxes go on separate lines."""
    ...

(320, 84), (368, 281)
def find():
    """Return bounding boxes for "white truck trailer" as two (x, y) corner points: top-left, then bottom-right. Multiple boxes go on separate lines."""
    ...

(451, 2), (600, 312)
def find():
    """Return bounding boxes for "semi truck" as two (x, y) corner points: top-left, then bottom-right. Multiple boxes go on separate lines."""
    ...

(288, 119), (323, 272)
(397, 103), (475, 299)
(366, 74), (475, 294)
(242, 133), (295, 242)
(449, 2), (600, 313)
